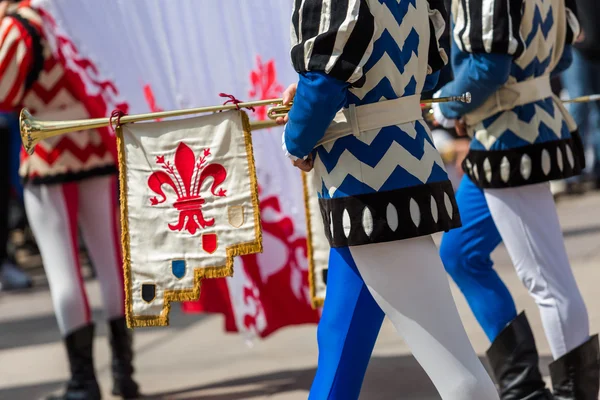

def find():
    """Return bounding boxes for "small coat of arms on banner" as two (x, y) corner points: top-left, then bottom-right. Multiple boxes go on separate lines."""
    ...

(116, 110), (262, 328)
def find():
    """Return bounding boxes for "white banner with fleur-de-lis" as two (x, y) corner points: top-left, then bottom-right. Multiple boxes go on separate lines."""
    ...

(117, 110), (261, 327)
(32, 0), (325, 335)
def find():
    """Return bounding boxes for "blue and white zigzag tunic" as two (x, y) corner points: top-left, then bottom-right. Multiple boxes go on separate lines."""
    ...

(438, 0), (584, 188)
(284, 0), (461, 247)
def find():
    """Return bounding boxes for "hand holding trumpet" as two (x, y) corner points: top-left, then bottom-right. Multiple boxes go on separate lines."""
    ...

(275, 83), (314, 172)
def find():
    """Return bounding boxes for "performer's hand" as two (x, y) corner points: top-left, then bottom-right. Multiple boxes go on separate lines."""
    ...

(455, 119), (468, 137)
(431, 102), (455, 129)
(0, 1), (10, 20)
(292, 154), (314, 172)
(276, 83), (297, 125)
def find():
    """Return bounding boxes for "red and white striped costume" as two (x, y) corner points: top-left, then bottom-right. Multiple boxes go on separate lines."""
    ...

(0, 2), (125, 336)
(0, 3), (116, 184)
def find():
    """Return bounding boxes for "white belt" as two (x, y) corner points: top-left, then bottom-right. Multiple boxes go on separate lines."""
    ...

(314, 94), (422, 148)
(464, 76), (555, 126)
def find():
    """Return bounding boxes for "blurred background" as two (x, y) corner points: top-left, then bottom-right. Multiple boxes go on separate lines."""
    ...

(1, 0), (600, 399)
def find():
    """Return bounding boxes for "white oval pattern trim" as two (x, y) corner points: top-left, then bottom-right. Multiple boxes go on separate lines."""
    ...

(541, 149), (551, 176)
(329, 211), (334, 238)
(430, 195), (439, 223)
(409, 198), (421, 228)
(500, 156), (510, 183)
(473, 164), (479, 181)
(520, 154), (532, 180)
(444, 192), (453, 218)
(557, 147), (564, 172)
(566, 145), (574, 169)
(386, 203), (399, 232)
(362, 207), (374, 237)
(483, 158), (492, 182)
(465, 158), (473, 175)
(342, 209), (351, 238)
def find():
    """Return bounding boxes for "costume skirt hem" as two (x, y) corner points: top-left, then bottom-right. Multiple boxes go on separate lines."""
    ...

(319, 180), (461, 247)
(462, 133), (585, 189)
(22, 165), (118, 186)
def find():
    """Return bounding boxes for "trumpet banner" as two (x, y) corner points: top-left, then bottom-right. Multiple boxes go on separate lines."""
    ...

(303, 171), (328, 308)
(117, 111), (261, 327)
(31, 0), (325, 336)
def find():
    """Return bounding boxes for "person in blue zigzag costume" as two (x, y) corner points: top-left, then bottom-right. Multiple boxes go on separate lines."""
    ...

(277, 0), (500, 398)
(432, 0), (600, 398)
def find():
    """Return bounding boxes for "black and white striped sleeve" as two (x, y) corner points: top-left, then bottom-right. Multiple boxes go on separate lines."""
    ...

(290, 0), (376, 87)
(564, 0), (580, 44)
(426, 0), (449, 74)
(452, 0), (525, 57)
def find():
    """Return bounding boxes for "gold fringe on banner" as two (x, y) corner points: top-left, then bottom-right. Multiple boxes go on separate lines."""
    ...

(116, 111), (263, 328)
(302, 171), (325, 309)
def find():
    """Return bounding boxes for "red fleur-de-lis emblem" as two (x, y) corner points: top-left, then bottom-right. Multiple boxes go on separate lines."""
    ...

(248, 56), (284, 121)
(148, 143), (227, 235)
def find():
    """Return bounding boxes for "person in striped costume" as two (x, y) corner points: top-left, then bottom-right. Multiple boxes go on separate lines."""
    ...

(0, 1), (140, 398)
(278, 1), (500, 399)
(433, 0), (600, 398)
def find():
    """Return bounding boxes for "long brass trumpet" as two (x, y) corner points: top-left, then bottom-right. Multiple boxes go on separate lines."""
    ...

(20, 93), (471, 155)
(20, 99), (284, 155)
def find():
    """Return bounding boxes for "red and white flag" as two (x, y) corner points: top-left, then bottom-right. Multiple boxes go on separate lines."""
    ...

(118, 111), (263, 328)
(31, 0), (321, 337)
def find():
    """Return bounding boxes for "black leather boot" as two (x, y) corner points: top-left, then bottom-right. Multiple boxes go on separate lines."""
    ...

(486, 312), (553, 400)
(549, 334), (600, 400)
(109, 317), (141, 399)
(47, 324), (101, 400)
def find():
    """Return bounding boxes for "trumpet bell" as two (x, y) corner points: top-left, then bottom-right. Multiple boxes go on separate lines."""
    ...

(19, 108), (118, 155)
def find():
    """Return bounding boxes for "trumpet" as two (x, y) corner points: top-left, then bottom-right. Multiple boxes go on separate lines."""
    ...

(420, 92), (472, 123)
(20, 93), (472, 155)
(20, 99), (285, 155)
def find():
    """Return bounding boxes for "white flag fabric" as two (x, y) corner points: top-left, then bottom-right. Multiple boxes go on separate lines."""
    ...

(30, 0), (323, 335)
(118, 111), (261, 327)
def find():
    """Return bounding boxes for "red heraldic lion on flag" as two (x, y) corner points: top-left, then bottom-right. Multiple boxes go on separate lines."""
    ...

(117, 110), (261, 328)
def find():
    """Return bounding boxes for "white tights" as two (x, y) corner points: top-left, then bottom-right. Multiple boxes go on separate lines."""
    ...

(24, 176), (125, 336)
(350, 236), (500, 399)
(484, 182), (590, 359)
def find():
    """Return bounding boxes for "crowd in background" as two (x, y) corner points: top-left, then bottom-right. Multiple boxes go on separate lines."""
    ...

(0, 111), (33, 291)
(559, 0), (600, 192)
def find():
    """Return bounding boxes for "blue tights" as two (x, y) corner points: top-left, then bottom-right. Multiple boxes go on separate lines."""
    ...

(310, 235), (501, 399)
(309, 247), (384, 399)
(440, 176), (517, 342)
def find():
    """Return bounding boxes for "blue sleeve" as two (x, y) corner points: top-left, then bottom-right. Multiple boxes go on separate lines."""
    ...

(423, 71), (441, 93)
(552, 45), (573, 78)
(283, 71), (348, 159)
(438, 53), (513, 119)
